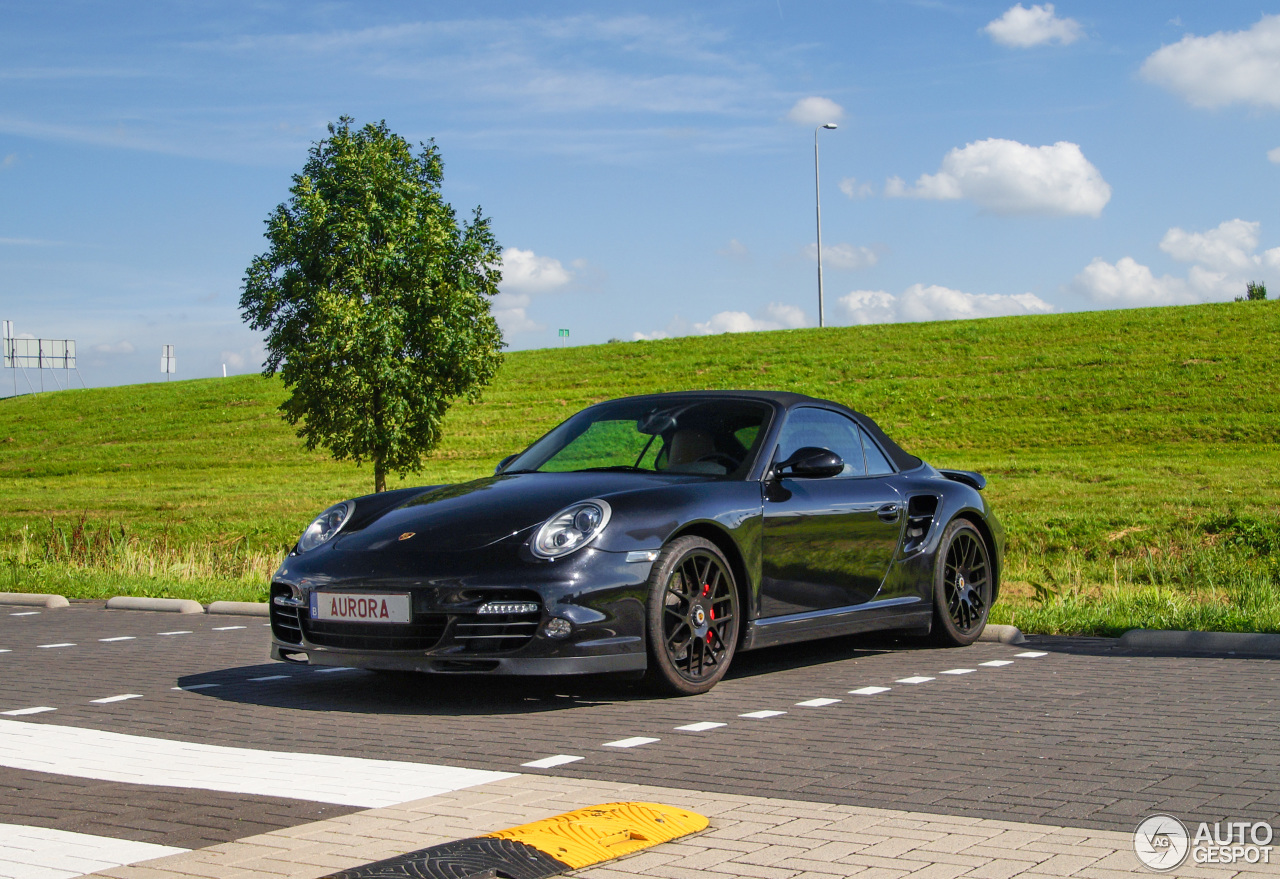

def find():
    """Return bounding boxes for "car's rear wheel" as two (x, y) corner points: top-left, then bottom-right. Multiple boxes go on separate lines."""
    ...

(931, 519), (992, 646)
(643, 536), (739, 696)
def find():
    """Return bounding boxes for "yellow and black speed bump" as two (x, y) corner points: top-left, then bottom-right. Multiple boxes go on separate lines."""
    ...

(325, 801), (708, 879)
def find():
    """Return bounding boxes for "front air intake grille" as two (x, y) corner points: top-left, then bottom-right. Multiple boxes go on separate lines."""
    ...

(269, 583), (303, 644)
(301, 615), (448, 651)
(453, 612), (541, 653)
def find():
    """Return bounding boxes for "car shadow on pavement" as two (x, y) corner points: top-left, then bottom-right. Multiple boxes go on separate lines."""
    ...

(173, 630), (941, 716)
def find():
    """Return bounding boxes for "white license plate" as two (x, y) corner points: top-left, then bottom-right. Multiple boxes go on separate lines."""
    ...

(309, 592), (411, 624)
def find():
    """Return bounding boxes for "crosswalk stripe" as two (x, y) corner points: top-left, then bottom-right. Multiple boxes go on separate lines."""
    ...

(0, 822), (188, 879)
(0, 719), (514, 808)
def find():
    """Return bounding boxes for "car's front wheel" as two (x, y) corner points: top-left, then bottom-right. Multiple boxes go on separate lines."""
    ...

(931, 519), (992, 646)
(643, 536), (739, 696)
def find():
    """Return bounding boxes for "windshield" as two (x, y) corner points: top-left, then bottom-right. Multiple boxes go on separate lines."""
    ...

(505, 397), (774, 479)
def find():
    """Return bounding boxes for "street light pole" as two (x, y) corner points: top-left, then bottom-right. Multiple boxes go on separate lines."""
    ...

(814, 122), (838, 328)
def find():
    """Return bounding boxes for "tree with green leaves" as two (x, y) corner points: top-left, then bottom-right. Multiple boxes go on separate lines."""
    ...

(240, 117), (504, 492)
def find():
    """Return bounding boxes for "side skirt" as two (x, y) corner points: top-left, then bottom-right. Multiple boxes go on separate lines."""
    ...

(740, 597), (930, 651)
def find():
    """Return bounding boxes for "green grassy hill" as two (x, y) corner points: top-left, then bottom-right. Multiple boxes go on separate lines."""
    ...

(2, 299), (1277, 634)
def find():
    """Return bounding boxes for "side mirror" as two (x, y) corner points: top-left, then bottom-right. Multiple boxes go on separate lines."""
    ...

(495, 454), (518, 476)
(776, 446), (844, 479)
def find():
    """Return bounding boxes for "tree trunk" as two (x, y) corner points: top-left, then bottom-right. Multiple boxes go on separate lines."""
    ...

(373, 383), (385, 492)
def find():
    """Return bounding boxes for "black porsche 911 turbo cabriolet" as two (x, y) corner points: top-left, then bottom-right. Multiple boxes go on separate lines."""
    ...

(270, 390), (1003, 694)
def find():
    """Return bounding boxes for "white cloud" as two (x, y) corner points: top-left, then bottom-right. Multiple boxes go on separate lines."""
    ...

(1, 153), (15, 169)
(1141, 15), (1280, 110)
(634, 301), (809, 340)
(787, 96), (845, 125)
(491, 291), (544, 336)
(92, 341), (135, 355)
(493, 246), (576, 336)
(803, 242), (878, 270)
(717, 238), (749, 259)
(838, 285), (1053, 325)
(1268, 147), (1280, 164)
(220, 350), (245, 368)
(1159, 219), (1263, 273)
(886, 138), (1110, 217)
(1072, 219), (1280, 306)
(984, 4), (1083, 48)
(499, 247), (574, 294)
(838, 177), (874, 199)
(1071, 257), (1192, 307)
(0, 237), (62, 246)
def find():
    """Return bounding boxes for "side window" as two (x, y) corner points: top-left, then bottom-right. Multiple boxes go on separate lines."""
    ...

(859, 427), (895, 475)
(775, 408), (867, 478)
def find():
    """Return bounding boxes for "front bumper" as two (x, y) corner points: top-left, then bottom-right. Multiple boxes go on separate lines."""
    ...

(268, 543), (650, 676)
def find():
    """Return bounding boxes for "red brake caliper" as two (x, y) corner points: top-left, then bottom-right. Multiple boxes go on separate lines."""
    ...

(704, 583), (715, 643)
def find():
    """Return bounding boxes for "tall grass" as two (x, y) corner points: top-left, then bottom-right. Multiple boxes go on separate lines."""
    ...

(1, 299), (1276, 632)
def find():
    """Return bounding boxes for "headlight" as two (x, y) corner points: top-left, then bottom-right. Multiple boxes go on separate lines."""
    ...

(531, 499), (612, 559)
(296, 501), (354, 553)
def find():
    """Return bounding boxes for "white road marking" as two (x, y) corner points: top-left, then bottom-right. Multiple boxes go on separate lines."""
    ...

(8, 612), (39, 617)
(522, 755), (583, 769)
(1, 708), (55, 717)
(795, 698), (841, 707)
(979, 659), (1014, 667)
(314, 667), (356, 673)
(90, 695), (143, 705)
(172, 684), (219, 690)
(1016, 651), (1048, 658)
(211, 626), (245, 631)
(675, 722), (726, 732)
(0, 650), (9, 654)
(156, 631), (191, 636)
(37, 643), (75, 649)
(0, 822), (189, 879)
(739, 710), (786, 719)
(247, 675), (289, 682)
(0, 719), (515, 808)
(940, 669), (975, 675)
(602, 737), (659, 748)
(99, 637), (135, 642)
(849, 686), (891, 695)
(896, 676), (935, 684)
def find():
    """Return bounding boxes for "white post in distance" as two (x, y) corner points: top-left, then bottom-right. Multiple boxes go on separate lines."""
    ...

(161, 345), (176, 381)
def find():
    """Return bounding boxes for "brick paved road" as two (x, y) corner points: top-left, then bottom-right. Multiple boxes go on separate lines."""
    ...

(2, 600), (1278, 855)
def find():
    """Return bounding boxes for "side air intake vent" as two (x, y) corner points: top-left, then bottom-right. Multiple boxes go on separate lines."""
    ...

(269, 583), (303, 644)
(903, 495), (939, 554)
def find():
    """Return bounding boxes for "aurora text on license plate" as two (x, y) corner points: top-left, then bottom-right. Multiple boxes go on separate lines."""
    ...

(310, 592), (411, 624)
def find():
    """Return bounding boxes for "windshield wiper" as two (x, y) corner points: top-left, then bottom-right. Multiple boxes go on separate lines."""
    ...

(573, 465), (646, 473)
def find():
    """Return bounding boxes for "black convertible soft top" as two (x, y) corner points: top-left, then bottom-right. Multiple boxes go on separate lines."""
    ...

(611, 389), (924, 473)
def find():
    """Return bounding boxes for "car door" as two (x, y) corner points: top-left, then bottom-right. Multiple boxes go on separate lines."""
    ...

(760, 407), (903, 617)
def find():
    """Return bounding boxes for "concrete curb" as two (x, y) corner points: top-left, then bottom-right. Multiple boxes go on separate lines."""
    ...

(978, 624), (1025, 645)
(105, 596), (205, 614)
(207, 600), (269, 617)
(1119, 628), (1280, 657)
(0, 592), (70, 609)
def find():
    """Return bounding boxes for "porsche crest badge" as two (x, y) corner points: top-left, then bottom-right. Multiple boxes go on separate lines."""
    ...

(398, 532), (416, 541)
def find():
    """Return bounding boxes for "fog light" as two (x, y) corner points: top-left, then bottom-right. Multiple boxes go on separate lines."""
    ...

(478, 601), (540, 615)
(543, 618), (573, 639)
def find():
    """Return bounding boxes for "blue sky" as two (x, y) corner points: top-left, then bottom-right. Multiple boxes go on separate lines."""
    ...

(1, 1), (1278, 392)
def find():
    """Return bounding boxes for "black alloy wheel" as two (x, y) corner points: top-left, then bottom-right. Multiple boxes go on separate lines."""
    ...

(930, 519), (992, 646)
(643, 536), (739, 696)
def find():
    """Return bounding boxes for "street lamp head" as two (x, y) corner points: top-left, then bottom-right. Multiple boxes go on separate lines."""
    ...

(822, 123), (838, 130)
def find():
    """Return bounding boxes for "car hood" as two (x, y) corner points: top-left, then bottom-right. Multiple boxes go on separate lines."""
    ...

(333, 470), (710, 553)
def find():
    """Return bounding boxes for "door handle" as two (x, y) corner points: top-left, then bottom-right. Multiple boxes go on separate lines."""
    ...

(878, 503), (901, 523)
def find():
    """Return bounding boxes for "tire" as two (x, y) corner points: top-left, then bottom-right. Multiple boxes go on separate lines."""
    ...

(930, 519), (992, 647)
(643, 536), (740, 696)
